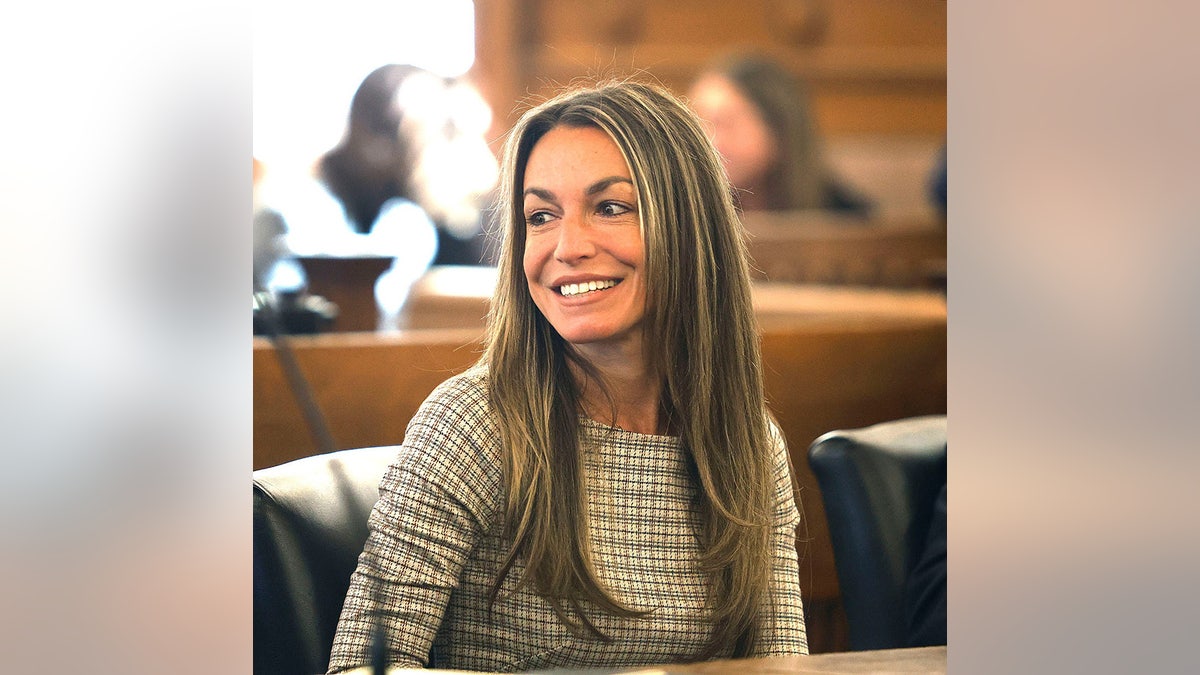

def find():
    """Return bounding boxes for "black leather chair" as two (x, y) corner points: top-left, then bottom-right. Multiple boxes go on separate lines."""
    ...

(808, 415), (946, 651)
(253, 446), (398, 675)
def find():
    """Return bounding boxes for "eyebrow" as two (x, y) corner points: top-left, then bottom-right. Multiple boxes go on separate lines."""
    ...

(586, 176), (634, 195)
(522, 176), (634, 204)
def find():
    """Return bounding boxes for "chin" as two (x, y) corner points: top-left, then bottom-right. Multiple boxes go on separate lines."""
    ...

(543, 318), (605, 343)
(555, 328), (616, 345)
(551, 319), (641, 348)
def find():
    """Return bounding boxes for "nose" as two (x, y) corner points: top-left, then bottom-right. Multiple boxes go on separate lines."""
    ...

(554, 214), (597, 264)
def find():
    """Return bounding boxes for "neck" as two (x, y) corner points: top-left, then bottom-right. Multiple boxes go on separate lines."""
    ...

(571, 343), (663, 435)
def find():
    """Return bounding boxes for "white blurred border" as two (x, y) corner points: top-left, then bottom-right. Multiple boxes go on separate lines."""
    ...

(951, 1), (1200, 672)
(1, 2), (251, 672)
(253, 0), (475, 169)
(4, 1), (1199, 672)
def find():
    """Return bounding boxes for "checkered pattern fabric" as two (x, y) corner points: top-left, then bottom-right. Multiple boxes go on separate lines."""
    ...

(328, 369), (807, 673)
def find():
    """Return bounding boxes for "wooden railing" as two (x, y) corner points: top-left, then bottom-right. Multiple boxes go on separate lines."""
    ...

(741, 211), (946, 289)
(254, 328), (485, 471)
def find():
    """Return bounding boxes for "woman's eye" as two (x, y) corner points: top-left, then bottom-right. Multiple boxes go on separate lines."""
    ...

(598, 202), (631, 217)
(525, 211), (552, 227)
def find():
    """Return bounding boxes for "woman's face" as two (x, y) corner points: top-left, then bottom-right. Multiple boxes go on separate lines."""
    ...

(521, 125), (648, 352)
(688, 73), (777, 191)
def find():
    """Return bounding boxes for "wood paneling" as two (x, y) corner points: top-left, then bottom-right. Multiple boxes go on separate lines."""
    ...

(253, 329), (485, 471)
(295, 256), (393, 332)
(472, 0), (946, 139)
(742, 213), (946, 288)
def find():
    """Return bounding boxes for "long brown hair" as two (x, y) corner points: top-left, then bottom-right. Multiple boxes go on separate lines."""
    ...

(484, 80), (778, 658)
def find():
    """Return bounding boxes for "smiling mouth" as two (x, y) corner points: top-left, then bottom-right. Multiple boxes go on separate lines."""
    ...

(558, 279), (619, 297)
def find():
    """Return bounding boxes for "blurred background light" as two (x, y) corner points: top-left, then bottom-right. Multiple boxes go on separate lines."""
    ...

(253, 0), (475, 170)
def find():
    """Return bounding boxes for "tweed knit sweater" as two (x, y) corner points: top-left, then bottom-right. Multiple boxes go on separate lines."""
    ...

(328, 369), (807, 672)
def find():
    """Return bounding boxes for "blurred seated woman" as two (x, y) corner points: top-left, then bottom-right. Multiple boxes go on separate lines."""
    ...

(256, 64), (499, 329)
(316, 63), (499, 265)
(326, 80), (807, 672)
(688, 52), (872, 215)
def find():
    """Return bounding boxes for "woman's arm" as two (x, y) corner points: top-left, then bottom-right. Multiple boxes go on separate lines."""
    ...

(756, 421), (809, 656)
(327, 373), (501, 673)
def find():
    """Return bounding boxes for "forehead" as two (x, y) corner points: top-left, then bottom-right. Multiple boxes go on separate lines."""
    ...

(523, 125), (632, 187)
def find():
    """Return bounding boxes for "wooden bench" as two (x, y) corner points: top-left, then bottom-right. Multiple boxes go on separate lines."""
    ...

(253, 328), (485, 471)
(742, 211), (946, 290)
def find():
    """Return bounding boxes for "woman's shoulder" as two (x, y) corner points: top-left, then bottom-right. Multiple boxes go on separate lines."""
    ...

(368, 367), (503, 529)
(764, 413), (787, 450)
(407, 365), (497, 441)
(390, 365), (502, 506)
(762, 412), (801, 524)
(421, 365), (490, 411)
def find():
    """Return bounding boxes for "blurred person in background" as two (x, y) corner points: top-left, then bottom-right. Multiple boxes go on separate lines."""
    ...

(252, 158), (287, 293)
(315, 63), (499, 265)
(688, 52), (872, 216)
(256, 63), (499, 329)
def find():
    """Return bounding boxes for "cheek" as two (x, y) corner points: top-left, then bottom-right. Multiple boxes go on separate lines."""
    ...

(521, 236), (544, 282)
(614, 229), (647, 270)
(521, 248), (549, 312)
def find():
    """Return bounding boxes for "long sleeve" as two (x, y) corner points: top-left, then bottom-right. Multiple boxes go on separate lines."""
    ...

(327, 372), (502, 673)
(755, 421), (809, 656)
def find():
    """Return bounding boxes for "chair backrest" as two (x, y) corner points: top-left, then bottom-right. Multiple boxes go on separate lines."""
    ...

(253, 446), (397, 675)
(808, 415), (946, 651)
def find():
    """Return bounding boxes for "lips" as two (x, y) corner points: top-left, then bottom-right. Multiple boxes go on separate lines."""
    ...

(558, 279), (619, 297)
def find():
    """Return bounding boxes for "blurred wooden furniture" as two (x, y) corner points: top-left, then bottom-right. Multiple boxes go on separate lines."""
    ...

(296, 255), (393, 332)
(399, 267), (947, 332)
(652, 645), (945, 674)
(399, 265), (497, 331)
(742, 212), (946, 290)
(755, 286), (946, 652)
(823, 136), (945, 221)
(253, 328), (485, 472)
(753, 283), (946, 329)
(473, 0), (945, 138)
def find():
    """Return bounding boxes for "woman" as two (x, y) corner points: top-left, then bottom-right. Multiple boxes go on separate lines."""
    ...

(327, 81), (807, 672)
(688, 53), (872, 215)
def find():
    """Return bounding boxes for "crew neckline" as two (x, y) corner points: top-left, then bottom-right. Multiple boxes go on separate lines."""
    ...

(579, 416), (679, 442)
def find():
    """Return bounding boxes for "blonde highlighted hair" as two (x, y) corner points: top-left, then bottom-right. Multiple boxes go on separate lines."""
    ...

(483, 80), (779, 658)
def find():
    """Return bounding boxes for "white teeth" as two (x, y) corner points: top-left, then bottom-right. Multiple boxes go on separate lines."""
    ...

(560, 279), (616, 296)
